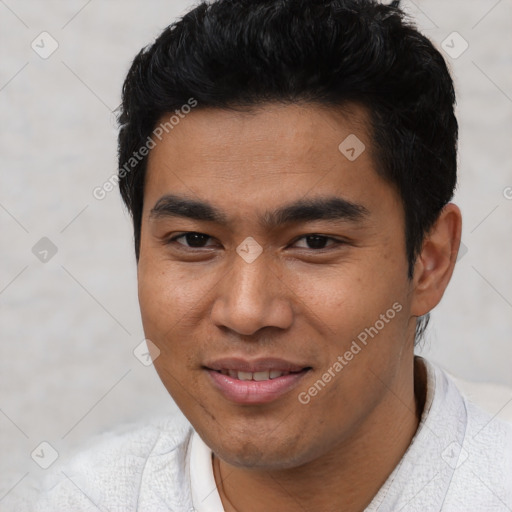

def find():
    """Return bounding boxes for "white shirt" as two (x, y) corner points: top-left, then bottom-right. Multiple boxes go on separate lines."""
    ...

(17, 356), (512, 511)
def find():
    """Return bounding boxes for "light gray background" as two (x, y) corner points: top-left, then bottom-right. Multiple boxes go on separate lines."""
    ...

(1, 0), (511, 506)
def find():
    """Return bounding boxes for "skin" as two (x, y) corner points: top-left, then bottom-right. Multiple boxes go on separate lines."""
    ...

(137, 102), (462, 512)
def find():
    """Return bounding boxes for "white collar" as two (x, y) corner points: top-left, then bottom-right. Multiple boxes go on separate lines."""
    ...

(189, 428), (225, 511)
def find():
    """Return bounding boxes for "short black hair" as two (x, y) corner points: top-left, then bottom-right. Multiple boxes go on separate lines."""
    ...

(117, 0), (458, 344)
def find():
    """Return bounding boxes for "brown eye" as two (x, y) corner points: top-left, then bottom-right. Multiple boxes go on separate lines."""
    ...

(167, 232), (214, 248)
(293, 235), (343, 250)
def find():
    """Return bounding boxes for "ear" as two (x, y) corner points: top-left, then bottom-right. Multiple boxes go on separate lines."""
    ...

(410, 203), (462, 317)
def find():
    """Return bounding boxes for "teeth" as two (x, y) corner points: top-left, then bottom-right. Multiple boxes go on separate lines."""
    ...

(216, 369), (295, 380)
(253, 371), (270, 381)
(223, 370), (291, 380)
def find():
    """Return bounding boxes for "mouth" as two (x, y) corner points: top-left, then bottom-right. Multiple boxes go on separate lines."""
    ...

(204, 358), (312, 404)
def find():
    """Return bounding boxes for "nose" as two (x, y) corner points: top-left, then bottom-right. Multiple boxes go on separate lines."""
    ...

(210, 249), (294, 336)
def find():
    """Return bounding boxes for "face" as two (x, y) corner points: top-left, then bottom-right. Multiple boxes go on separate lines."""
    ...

(138, 103), (418, 470)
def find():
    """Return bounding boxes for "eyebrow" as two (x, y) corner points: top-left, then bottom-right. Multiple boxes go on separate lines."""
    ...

(149, 193), (370, 229)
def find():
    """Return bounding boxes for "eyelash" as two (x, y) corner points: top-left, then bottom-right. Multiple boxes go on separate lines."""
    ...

(164, 232), (346, 251)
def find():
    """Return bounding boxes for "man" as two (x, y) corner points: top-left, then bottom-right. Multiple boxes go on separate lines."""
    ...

(33, 0), (512, 510)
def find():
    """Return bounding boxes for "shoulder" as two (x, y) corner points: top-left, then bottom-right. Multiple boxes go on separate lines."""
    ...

(462, 398), (512, 476)
(417, 359), (512, 510)
(444, 389), (512, 511)
(31, 412), (194, 512)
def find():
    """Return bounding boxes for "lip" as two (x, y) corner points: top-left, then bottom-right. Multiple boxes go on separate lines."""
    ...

(204, 357), (311, 405)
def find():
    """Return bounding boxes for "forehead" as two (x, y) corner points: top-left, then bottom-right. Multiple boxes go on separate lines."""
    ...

(149, 101), (369, 158)
(142, 102), (396, 221)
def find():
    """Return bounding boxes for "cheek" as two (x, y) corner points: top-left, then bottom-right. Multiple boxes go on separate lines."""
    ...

(283, 263), (388, 340)
(137, 264), (204, 402)
(137, 258), (218, 383)
(291, 256), (410, 370)
(355, 242), (409, 307)
(138, 258), (207, 327)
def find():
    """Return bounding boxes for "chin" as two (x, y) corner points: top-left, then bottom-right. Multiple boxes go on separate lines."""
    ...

(219, 449), (306, 471)
(207, 428), (315, 471)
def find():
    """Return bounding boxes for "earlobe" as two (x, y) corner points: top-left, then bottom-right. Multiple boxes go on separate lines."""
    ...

(410, 203), (462, 317)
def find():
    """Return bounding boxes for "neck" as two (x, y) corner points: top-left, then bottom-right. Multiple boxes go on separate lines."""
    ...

(213, 356), (428, 512)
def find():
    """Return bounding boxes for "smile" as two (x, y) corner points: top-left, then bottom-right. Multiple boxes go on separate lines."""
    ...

(204, 359), (311, 404)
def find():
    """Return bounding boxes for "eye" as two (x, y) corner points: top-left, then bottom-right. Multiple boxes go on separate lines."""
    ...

(165, 232), (345, 251)
(292, 235), (344, 250)
(166, 232), (216, 248)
